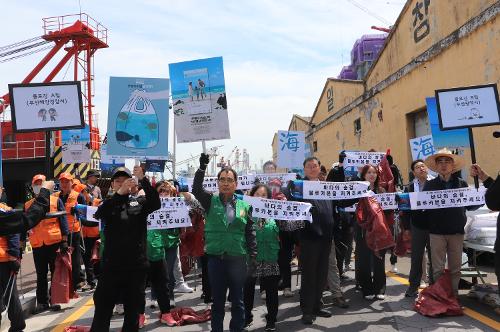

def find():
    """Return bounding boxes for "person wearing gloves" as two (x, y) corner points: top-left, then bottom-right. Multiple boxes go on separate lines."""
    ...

(26, 174), (69, 315)
(0, 200), (25, 331)
(90, 166), (161, 332)
(192, 153), (257, 332)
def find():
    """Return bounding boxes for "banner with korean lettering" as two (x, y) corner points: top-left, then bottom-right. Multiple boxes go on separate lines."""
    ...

(254, 173), (297, 186)
(345, 192), (398, 212)
(147, 198), (192, 230)
(409, 187), (485, 210)
(243, 196), (312, 222)
(277, 131), (305, 169)
(302, 181), (370, 200)
(185, 175), (256, 192)
(344, 151), (385, 168)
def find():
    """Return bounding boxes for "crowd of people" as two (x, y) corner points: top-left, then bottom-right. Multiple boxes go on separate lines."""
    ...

(0, 147), (497, 332)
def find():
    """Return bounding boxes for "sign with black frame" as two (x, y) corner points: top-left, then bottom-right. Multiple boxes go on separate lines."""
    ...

(8, 81), (85, 133)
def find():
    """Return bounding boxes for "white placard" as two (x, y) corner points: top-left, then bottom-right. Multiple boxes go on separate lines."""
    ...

(86, 206), (100, 223)
(409, 187), (485, 210)
(409, 135), (436, 161)
(302, 181), (370, 200)
(9, 82), (84, 132)
(344, 151), (385, 168)
(62, 144), (91, 164)
(345, 192), (398, 212)
(277, 131), (305, 169)
(147, 197), (192, 229)
(186, 175), (256, 192)
(254, 173), (297, 186)
(436, 85), (500, 130)
(243, 196), (312, 222)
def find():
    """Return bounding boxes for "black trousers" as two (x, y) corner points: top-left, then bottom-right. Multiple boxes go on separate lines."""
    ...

(201, 255), (212, 302)
(408, 224), (432, 290)
(244, 274), (280, 324)
(70, 231), (82, 289)
(33, 243), (59, 305)
(0, 263), (25, 332)
(495, 241), (500, 296)
(82, 236), (98, 285)
(355, 225), (386, 296)
(300, 238), (331, 315)
(334, 211), (354, 276)
(91, 267), (147, 332)
(278, 230), (298, 289)
(140, 259), (171, 314)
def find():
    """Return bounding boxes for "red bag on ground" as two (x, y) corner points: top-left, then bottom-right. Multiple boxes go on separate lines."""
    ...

(414, 269), (464, 317)
(64, 326), (90, 332)
(91, 239), (101, 265)
(51, 248), (76, 304)
(164, 307), (211, 326)
(394, 229), (411, 257)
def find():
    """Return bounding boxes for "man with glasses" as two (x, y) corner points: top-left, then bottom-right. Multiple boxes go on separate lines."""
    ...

(192, 153), (257, 332)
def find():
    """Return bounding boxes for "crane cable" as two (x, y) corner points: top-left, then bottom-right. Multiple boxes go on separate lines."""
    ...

(0, 40), (51, 58)
(345, 0), (392, 26)
(0, 36), (43, 52)
(0, 45), (53, 63)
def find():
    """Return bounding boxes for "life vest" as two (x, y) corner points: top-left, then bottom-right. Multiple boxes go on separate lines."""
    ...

(82, 198), (101, 238)
(0, 203), (13, 262)
(53, 190), (80, 233)
(255, 219), (280, 262)
(25, 196), (62, 248)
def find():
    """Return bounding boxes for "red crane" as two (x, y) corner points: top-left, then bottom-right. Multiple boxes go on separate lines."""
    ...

(0, 13), (108, 159)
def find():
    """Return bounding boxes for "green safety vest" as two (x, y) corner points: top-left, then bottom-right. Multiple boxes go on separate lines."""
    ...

(255, 219), (280, 262)
(204, 195), (249, 256)
(146, 228), (180, 261)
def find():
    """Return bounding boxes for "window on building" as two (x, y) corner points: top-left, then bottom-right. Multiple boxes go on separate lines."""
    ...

(354, 118), (362, 135)
(313, 141), (318, 152)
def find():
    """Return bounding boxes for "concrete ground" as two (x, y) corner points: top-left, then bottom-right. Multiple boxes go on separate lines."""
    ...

(5, 253), (498, 332)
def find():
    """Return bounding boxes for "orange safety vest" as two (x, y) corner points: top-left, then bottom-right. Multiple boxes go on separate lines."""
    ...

(25, 196), (62, 248)
(53, 190), (81, 233)
(0, 202), (13, 262)
(82, 198), (101, 238)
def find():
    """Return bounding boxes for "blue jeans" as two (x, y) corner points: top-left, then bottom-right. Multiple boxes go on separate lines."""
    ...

(208, 255), (247, 332)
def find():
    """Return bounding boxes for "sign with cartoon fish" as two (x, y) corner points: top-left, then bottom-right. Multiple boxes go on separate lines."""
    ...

(106, 77), (169, 158)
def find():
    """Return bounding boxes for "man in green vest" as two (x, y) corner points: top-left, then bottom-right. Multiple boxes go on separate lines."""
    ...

(192, 153), (257, 332)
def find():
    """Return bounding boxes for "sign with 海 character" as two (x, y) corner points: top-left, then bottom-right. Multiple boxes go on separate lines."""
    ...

(243, 196), (312, 222)
(147, 197), (192, 230)
(409, 135), (435, 161)
(277, 131), (305, 169)
(435, 84), (500, 130)
(185, 174), (256, 192)
(302, 181), (371, 200)
(343, 151), (385, 168)
(409, 187), (485, 210)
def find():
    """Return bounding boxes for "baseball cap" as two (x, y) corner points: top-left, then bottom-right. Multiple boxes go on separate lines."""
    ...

(59, 172), (74, 181)
(86, 169), (100, 179)
(32, 174), (46, 185)
(111, 167), (132, 180)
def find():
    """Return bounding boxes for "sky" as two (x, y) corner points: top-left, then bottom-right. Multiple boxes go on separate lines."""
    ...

(0, 0), (405, 175)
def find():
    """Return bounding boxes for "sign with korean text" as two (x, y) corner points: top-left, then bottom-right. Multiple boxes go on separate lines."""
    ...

(302, 181), (370, 200)
(169, 57), (230, 143)
(243, 196), (312, 222)
(185, 174), (256, 192)
(344, 151), (385, 168)
(147, 197), (192, 230)
(412, 0), (431, 43)
(86, 206), (100, 223)
(61, 125), (91, 164)
(345, 193), (398, 212)
(435, 84), (500, 130)
(409, 135), (435, 161)
(277, 130), (305, 169)
(409, 187), (485, 210)
(254, 173), (297, 186)
(8, 81), (84, 132)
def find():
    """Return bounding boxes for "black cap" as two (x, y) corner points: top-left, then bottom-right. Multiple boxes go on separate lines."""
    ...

(111, 167), (132, 180)
(86, 169), (101, 179)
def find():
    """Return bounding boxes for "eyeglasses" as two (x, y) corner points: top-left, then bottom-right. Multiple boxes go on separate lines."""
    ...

(218, 177), (235, 184)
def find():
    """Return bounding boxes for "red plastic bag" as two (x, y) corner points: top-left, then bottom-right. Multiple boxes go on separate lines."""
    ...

(64, 326), (90, 332)
(394, 229), (411, 257)
(91, 239), (101, 265)
(414, 269), (463, 317)
(51, 248), (75, 304)
(164, 307), (211, 326)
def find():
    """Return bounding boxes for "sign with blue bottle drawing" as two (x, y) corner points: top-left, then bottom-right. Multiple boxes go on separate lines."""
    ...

(106, 77), (169, 158)
(169, 57), (230, 143)
(277, 130), (305, 169)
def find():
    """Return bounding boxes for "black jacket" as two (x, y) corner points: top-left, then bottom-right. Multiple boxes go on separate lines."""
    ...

(423, 176), (479, 235)
(95, 178), (161, 271)
(484, 175), (500, 250)
(403, 182), (429, 230)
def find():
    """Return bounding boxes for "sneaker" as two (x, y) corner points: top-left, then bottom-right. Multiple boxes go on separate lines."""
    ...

(301, 314), (314, 325)
(265, 321), (277, 331)
(391, 265), (398, 273)
(174, 283), (194, 293)
(32, 303), (49, 315)
(261, 291), (266, 300)
(314, 309), (332, 318)
(114, 303), (125, 315)
(419, 281), (427, 289)
(50, 304), (62, 311)
(283, 288), (293, 298)
(138, 314), (147, 329)
(363, 295), (375, 300)
(331, 296), (349, 308)
(375, 294), (385, 300)
(81, 283), (95, 291)
(160, 312), (176, 327)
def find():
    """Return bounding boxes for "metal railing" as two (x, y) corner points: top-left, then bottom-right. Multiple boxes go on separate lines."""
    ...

(42, 13), (108, 45)
(2, 139), (46, 160)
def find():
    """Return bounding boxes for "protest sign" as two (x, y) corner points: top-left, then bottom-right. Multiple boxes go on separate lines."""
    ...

(277, 131), (305, 169)
(8, 81), (84, 132)
(409, 135), (435, 161)
(147, 198), (192, 230)
(61, 125), (91, 164)
(170, 57), (230, 143)
(409, 187), (485, 210)
(254, 173), (297, 186)
(344, 192), (398, 212)
(86, 206), (99, 223)
(145, 159), (166, 173)
(107, 77), (169, 158)
(99, 145), (125, 176)
(243, 196), (312, 222)
(185, 174), (256, 192)
(344, 151), (385, 168)
(302, 181), (370, 200)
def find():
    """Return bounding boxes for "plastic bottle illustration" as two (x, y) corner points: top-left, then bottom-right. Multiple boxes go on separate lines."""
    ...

(115, 89), (159, 149)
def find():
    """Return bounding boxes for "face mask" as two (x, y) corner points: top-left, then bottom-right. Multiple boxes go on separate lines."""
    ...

(32, 185), (42, 195)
